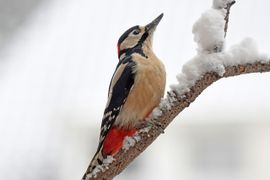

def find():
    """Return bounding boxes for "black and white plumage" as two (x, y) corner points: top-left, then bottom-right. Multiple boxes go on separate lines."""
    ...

(98, 56), (136, 151)
(82, 13), (166, 180)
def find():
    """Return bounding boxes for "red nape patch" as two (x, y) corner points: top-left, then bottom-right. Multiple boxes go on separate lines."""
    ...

(102, 127), (136, 156)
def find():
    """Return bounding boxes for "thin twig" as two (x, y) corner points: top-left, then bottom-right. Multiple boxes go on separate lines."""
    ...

(224, 1), (236, 38)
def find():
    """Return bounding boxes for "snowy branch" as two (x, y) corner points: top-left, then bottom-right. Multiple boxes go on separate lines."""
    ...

(83, 1), (270, 179)
(88, 60), (270, 180)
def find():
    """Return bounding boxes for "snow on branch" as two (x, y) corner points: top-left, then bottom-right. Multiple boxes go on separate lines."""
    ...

(91, 62), (270, 180)
(170, 38), (269, 97)
(192, 0), (235, 53)
(83, 1), (270, 179)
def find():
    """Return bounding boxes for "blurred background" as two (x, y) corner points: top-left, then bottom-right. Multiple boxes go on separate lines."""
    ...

(0, 0), (270, 179)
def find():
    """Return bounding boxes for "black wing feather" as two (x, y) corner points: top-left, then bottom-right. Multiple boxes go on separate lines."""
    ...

(97, 57), (136, 153)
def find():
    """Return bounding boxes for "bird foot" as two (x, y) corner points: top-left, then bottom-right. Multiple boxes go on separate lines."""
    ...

(145, 119), (165, 134)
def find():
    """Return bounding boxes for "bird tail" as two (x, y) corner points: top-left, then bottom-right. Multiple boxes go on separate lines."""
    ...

(82, 128), (136, 179)
(82, 149), (104, 180)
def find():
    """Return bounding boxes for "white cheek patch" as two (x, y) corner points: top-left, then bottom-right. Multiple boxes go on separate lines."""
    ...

(120, 36), (140, 50)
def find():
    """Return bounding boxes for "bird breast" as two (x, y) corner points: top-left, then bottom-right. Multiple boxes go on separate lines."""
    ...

(115, 52), (166, 129)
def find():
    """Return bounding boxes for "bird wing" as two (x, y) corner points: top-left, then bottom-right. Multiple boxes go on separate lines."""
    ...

(97, 57), (136, 152)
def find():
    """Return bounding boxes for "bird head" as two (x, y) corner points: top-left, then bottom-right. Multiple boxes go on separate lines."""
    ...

(117, 13), (163, 60)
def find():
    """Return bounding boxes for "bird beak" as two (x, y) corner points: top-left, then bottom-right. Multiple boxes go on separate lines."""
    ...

(145, 13), (163, 33)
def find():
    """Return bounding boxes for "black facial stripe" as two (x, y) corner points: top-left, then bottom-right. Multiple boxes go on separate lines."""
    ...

(119, 47), (147, 59)
(137, 49), (148, 58)
(118, 25), (139, 45)
(138, 31), (149, 45)
(119, 31), (149, 59)
(119, 48), (132, 58)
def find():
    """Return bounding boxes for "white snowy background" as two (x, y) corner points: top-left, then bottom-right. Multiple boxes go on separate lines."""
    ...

(0, 0), (270, 180)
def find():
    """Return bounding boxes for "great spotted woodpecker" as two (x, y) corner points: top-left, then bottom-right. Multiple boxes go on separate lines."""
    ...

(83, 13), (166, 179)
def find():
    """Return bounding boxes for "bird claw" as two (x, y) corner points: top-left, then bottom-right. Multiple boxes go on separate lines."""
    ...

(145, 119), (165, 134)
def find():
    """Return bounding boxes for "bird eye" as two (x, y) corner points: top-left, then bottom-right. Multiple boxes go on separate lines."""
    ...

(133, 29), (140, 35)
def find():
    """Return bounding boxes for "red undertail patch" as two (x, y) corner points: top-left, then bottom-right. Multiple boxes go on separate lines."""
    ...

(102, 127), (136, 156)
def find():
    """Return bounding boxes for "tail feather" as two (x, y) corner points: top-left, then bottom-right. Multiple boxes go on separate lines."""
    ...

(82, 127), (136, 179)
(82, 149), (104, 180)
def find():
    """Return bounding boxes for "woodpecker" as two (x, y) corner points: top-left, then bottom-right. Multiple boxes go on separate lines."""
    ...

(83, 13), (166, 179)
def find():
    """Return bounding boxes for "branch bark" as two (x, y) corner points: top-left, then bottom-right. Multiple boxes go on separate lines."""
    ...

(88, 61), (270, 180)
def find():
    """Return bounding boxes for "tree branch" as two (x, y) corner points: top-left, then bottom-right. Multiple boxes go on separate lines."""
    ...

(87, 61), (270, 180)
(83, 1), (270, 179)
